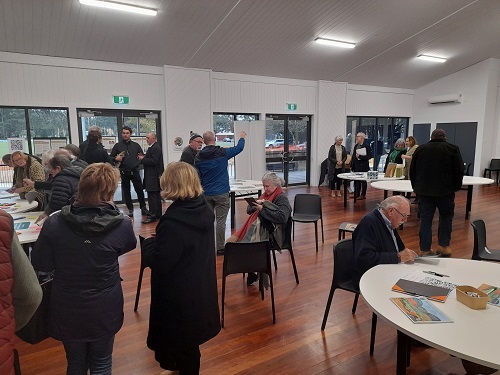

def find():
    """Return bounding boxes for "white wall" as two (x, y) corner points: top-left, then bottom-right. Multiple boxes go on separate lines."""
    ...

(347, 85), (414, 117)
(412, 58), (500, 175)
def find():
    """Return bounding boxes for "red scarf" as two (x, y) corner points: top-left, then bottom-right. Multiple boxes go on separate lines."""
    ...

(233, 186), (283, 241)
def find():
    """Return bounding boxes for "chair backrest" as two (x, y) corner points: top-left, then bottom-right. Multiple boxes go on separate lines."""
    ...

(332, 239), (358, 292)
(293, 194), (322, 217)
(471, 219), (487, 260)
(223, 241), (271, 275)
(489, 158), (500, 169)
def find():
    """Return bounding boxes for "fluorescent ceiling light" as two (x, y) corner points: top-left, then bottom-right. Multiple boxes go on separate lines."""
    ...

(418, 54), (446, 63)
(79, 0), (157, 16)
(315, 38), (355, 49)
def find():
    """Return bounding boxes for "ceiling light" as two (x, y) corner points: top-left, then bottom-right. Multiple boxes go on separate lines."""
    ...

(418, 55), (446, 63)
(315, 38), (355, 49)
(79, 0), (157, 16)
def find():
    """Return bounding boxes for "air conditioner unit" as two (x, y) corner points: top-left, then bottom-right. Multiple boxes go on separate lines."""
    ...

(428, 93), (462, 104)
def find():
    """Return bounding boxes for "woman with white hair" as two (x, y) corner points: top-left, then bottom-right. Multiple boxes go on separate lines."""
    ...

(350, 132), (373, 200)
(383, 138), (406, 173)
(327, 135), (347, 197)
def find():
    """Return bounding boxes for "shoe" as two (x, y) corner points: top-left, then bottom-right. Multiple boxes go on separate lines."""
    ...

(216, 249), (225, 256)
(127, 209), (134, 217)
(419, 250), (439, 257)
(436, 245), (452, 257)
(331, 191), (335, 197)
(246, 272), (259, 286)
(358, 195), (366, 200)
(141, 217), (157, 224)
(337, 191), (342, 197)
(141, 206), (151, 216)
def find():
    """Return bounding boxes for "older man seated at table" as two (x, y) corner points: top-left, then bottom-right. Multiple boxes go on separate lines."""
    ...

(353, 195), (417, 287)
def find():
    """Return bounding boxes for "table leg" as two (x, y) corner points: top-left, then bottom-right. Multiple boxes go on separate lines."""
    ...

(396, 330), (409, 375)
(230, 192), (236, 229)
(465, 185), (473, 220)
(384, 190), (388, 199)
(343, 181), (348, 208)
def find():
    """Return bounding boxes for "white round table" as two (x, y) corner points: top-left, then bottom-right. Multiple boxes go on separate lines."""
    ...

(229, 179), (263, 229)
(371, 176), (494, 219)
(10, 211), (44, 245)
(0, 197), (38, 214)
(337, 172), (403, 206)
(360, 258), (500, 374)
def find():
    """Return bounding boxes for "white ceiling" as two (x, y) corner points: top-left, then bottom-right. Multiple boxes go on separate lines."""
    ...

(1, 0), (500, 89)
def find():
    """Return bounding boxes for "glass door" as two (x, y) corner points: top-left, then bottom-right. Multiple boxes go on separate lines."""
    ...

(265, 114), (310, 186)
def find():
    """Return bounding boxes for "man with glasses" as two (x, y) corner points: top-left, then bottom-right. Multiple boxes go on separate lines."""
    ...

(180, 133), (203, 165)
(353, 196), (417, 287)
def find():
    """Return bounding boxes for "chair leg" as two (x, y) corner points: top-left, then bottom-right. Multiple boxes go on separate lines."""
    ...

(259, 274), (264, 300)
(221, 276), (226, 328)
(288, 248), (300, 284)
(14, 348), (21, 375)
(320, 217), (324, 243)
(352, 293), (360, 314)
(292, 221), (295, 241)
(314, 222), (318, 252)
(321, 283), (336, 330)
(134, 266), (145, 312)
(370, 312), (378, 355)
(268, 272), (276, 324)
(271, 248), (278, 271)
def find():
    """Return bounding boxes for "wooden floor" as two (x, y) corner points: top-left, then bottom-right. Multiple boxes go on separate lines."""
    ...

(14, 183), (500, 375)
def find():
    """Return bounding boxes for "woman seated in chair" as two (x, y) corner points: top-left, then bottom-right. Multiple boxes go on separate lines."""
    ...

(227, 172), (292, 285)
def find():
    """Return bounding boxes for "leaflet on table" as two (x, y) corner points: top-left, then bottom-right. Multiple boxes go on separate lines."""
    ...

(391, 272), (457, 303)
(477, 284), (500, 307)
(391, 297), (453, 323)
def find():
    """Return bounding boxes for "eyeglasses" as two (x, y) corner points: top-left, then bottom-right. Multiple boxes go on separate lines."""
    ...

(12, 157), (23, 164)
(392, 207), (410, 220)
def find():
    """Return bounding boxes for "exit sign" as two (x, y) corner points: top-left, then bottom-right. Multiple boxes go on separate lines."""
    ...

(286, 103), (297, 111)
(113, 95), (129, 105)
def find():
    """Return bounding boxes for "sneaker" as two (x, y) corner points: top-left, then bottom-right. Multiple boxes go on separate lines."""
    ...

(436, 245), (452, 257)
(246, 272), (259, 286)
(216, 249), (225, 256)
(331, 191), (335, 197)
(337, 191), (342, 197)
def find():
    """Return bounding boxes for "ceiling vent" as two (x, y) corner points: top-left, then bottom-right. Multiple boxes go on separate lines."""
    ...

(428, 93), (462, 104)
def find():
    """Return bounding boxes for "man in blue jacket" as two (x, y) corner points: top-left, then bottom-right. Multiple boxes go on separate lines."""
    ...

(195, 130), (246, 255)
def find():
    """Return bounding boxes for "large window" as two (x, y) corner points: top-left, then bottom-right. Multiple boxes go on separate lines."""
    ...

(346, 116), (409, 171)
(0, 106), (70, 157)
(213, 113), (259, 146)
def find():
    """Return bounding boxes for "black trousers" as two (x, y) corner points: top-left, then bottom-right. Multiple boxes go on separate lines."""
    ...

(147, 190), (162, 218)
(155, 345), (201, 375)
(121, 169), (146, 209)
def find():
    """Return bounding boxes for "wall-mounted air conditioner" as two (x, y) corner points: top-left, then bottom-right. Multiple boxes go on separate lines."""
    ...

(428, 93), (462, 104)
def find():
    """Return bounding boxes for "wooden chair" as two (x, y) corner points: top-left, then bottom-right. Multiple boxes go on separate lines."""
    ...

(134, 235), (149, 312)
(221, 241), (275, 327)
(470, 220), (500, 262)
(291, 194), (324, 252)
(321, 239), (378, 355)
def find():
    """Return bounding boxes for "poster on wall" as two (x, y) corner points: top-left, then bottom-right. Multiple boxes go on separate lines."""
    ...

(101, 136), (117, 152)
(50, 138), (68, 150)
(33, 139), (51, 156)
(7, 138), (27, 153)
(173, 136), (184, 152)
(131, 136), (148, 153)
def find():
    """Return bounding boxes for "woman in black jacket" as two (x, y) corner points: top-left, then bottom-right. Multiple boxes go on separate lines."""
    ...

(327, 135), (347, 197)
(144, 162), (221, 374)
(32, 163), (137, 375)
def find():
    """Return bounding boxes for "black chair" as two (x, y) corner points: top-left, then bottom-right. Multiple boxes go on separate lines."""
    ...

(269, 217), (299, 284)
(134, 235), (149, 312)
(483, 158), (500, 185)
(291, 194), (324, 252)
(318, 158), (328, 186)
(470, 220), (500, 262)
(221, 241), (276, 327)
(321, 239), (378, 355)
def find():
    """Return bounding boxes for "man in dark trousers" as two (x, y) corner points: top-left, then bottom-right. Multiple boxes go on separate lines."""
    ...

(410, 128), (464, 257)
(110, 126), (149, 217)
(180, 133), (203, 165)
(139, 133), (164, 224)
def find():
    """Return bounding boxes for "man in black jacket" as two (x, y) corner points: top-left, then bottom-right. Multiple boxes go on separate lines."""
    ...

(139, 133), (164, 224)
(410, 129), (464, 257)
(110, 126), (148, 217)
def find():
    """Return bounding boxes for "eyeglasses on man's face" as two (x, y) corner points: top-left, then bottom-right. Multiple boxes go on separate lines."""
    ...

(392, 207), (410, 220)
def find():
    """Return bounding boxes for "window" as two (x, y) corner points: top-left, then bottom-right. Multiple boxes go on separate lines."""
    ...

(213, 113), (259, 146)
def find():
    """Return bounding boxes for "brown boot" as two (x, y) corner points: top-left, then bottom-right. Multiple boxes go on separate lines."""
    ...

(419, 249), (438, 257)
(436, 245), (452, 257)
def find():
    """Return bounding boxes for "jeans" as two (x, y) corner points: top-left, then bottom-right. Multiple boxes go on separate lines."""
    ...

(205, 193), (230, 251)
(121, 169), (146, 210)
(418, 193), (455, 250)
(63, 335), (115, 375)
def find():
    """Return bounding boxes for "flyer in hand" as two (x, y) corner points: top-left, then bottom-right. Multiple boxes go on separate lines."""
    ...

(391, 297), (453, 323)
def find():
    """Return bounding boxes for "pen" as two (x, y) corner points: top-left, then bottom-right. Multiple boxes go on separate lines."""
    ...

(13, 216), (26, 221)
(423, 270), (449, 278)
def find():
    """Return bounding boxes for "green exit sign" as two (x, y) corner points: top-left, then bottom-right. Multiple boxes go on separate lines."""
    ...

(286, 103), (297, 111)
(113, 95), (129, 105)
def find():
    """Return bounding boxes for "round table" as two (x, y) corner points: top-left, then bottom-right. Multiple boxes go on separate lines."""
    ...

(10, 211), (44, 245)
(0, 197), (38, 214)
(360, 258), (500, 374)
(337, 172), (403, 206)
(371, 176), (494, 219)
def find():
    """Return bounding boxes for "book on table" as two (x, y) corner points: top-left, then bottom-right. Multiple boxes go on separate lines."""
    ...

(391, 272), (457, 303)
(477, 284), (500, 307)
(391, 297), (453, 323)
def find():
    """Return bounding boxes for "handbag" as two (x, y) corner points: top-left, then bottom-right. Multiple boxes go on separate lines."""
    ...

(16, 277), (52, 344)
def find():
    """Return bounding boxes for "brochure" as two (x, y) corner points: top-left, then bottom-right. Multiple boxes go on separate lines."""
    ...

(391, 297), (453, 323)
(477, 284), (500, 307)
(392, 272), (457, 303)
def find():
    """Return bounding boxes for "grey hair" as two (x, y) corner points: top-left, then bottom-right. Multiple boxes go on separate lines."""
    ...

(379, 195), (409, 211)
(395, 138), (405, 148)
(356, 132), (366, 139)
(262, 172), (284, 187)
(88, 125), (102, 133)
(41, 150), (56, 166)
(334, 135), (344, 142)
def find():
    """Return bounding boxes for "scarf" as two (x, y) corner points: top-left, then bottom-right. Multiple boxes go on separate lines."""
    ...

(388, 147), (405, 163)
(233, 186), (283, 241)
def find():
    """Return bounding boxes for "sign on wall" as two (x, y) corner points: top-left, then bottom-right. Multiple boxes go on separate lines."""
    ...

(286, 103), (298, 111)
